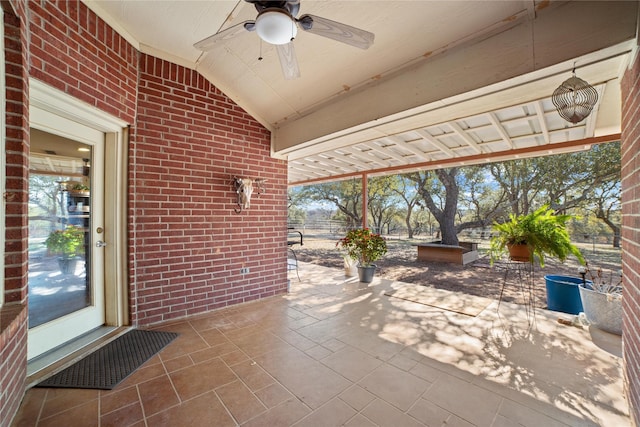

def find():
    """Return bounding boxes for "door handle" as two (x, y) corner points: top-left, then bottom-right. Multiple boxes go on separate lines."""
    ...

(95, 240), (107, 247)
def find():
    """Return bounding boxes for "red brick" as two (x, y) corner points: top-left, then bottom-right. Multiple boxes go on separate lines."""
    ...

(0, 1), (289, 423)
(622, 50), (640, 426)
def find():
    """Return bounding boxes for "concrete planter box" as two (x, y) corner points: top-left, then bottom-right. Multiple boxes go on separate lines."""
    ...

(578, 283), (622, 335)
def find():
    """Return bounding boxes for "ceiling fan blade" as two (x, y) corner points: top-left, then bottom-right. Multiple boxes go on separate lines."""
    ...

(297, 14), (374, 50)
(194, 21), (256, 52)
(276, 43), (300, 80)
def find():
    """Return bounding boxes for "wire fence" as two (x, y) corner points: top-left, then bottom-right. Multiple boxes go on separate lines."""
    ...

(287, 219), (620, 247)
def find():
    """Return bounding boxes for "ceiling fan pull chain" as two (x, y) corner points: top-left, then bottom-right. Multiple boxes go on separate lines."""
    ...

(258, 39), (263, 61)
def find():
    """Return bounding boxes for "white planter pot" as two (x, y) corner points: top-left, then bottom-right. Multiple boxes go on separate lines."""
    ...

(578, 283), (622, 335)
(344, 258), (358, 277)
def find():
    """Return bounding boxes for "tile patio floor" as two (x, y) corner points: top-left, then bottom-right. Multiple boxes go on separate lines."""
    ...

(12, 262), (629, 426)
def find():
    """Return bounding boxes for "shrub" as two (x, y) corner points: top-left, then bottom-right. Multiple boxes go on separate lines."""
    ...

(45, 226), (85, 258)
(336, 228), (387, 267)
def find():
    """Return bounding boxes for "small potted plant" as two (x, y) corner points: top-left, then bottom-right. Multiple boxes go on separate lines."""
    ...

(45, 225), (85, 274)
(336, 228), (387, 283)
(489, 205), (585, 267)
(68, 182), (90, 196)
(489, 205), (587, 314)
(578, 263), (622, 335)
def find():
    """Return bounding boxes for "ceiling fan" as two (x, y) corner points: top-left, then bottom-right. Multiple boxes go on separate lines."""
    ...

(194, 0), (375, 80)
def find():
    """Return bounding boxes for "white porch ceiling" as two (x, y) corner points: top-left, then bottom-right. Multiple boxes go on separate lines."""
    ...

(284, 57), (627, 183)
(30, 129), (90, 177)
(83, 1), (639, 185)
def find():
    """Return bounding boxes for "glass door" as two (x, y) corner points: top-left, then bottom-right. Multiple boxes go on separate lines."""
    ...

(27, 123), (106, 360)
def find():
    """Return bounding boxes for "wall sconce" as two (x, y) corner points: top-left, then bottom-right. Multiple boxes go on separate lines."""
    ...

(552, 68), (598, 124)
(232, 176), (266, 214)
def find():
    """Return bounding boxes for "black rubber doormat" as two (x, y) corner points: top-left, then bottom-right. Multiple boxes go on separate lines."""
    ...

(37, 329), (178, 390)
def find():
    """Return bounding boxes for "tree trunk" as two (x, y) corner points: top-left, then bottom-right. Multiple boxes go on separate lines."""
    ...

(405, 207), (414, 239)
(613, 233), (621, 248)
(596, 207), (621, 248)
(435, 169), (460, 246)
(411, 169), (461, 246)
(439, 219), (459, 245)
(602, 217), (621, 248)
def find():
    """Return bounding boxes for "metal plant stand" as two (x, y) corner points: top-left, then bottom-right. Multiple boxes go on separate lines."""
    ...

(498, 260), (536, 325)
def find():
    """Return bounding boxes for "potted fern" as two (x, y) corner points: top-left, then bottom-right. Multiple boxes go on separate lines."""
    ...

(489, 205), (586, 314)
(337, 228), (387, 283)
(489, 205), (585, 267)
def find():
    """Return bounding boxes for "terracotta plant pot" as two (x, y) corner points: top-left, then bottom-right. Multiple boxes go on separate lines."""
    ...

(508, 244), (531, 262)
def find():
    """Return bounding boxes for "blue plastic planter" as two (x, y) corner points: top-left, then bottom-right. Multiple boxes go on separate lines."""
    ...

(544, 275), (587, 315)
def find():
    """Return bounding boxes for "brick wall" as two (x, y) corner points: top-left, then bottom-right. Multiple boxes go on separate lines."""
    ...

(0, 305), (27, 426)
(1, 2), (28, 426)
(3, 0), (28, 306)
(21, 0), (288, 325)
(0, 0), (287, 424)
(26, 0), (138, 123)
(622, 46), (640, 425)
(130, 54), (288, 325)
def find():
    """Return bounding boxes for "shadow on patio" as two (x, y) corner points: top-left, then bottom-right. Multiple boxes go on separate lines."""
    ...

(12, 262), (628, 426)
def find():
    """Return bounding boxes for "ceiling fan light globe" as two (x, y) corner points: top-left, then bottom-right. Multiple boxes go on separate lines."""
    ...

(255, 9), (297, 45)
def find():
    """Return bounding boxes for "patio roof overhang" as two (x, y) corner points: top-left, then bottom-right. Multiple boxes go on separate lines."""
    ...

(277, 39), (635, 187)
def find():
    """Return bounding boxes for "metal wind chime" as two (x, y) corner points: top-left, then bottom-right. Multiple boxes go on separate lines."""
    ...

(552, 67), (598, 124)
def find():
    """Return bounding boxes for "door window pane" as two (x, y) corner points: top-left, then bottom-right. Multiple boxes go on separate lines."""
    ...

(28, 131), (92, 328)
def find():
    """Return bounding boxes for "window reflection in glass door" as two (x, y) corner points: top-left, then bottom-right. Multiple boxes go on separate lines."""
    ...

(28, 131), (93, 328)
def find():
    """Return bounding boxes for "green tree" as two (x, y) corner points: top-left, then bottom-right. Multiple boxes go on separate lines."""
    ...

(592, 180), (621, 247)
(408, 169), (460, 245)
(287, 187), (307, 225)
(300, 179), (362, 229)
(367, 176), (401, 234)
(489, 143), (621, 247)
(289, 143), (620, 248)
(456, 165), (505, 230)
(393, 174), (422, 238)
(29, 175), (66, 233)
(578, 143), (621, 247)
(408, 167), (503, 245)
(539, 144), (619, 213)
(489, 158), (540, 216)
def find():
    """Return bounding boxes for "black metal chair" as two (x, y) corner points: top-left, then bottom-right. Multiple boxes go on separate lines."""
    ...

(287, 228), (303, 281)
